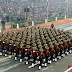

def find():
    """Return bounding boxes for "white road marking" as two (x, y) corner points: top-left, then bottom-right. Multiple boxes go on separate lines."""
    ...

(49, 66), (53, 67)
(41, 67), (50, 71)
(0, 61), (25, 72)
(0, 63), (20, 72)
(0, 62), (10, 66)
(41, 65), (54, 71)
(51, 68), (54, 71)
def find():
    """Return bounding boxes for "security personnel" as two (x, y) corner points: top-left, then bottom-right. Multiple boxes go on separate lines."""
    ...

(51, 23), (54, 28)
(1, 19), (5, 30)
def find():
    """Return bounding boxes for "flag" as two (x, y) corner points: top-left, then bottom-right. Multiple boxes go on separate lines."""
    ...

(66, 0), (68, 3)
(65, 0), (68, 4)
(68, 65), (71, 68)
(47, 0), (49, 5)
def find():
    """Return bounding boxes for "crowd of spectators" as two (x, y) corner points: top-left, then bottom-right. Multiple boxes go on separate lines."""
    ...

(0, 0), (72, 21)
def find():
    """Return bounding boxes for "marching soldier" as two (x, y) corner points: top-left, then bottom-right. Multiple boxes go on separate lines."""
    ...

(31, 47), (37, 67)
(49, 45), (56, 61)
(4, 39), (9, 57)
(43, 46), (51, 65)
(66, 38), (72, 54)
(53, 43), (60, 61)
(20, 43), (25, 62)
(25, 45), (31, 65)
(63, 40), (68, 55)
(0, 25), (72, 70)
(38, 48), (44, 70)
(14, 42), (20, 61)
(58, 41), (64, 58)
(0, 37), (5, 55)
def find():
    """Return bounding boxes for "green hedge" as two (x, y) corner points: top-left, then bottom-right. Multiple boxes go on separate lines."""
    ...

(12, 23), (25, 28)
(10, 13), (72, 28)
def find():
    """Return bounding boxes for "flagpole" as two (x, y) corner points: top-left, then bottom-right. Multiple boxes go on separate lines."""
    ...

(47, 0), (49, 22)
(67, 1), (68, 18)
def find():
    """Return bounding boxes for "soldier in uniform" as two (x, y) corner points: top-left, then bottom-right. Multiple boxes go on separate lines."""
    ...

(20, 43), (25, 62)
(66, 38), (72, 54)
(4, 39), (9, 57)
(30, 47), (37, 67)
(0, 31), (3, 55)
(14, 42), (20, 61)
(0, 25), (72, 70)
(25, 45), (31, 65)
(51, 22), (54, 28)
(43, 46), (51, 65)
(0, 37), (5, 55)
(49, 45), (56, 61)
(63, 40), (68, 55)
(53, 43), (60, 61)
(38, 48), (44, 70)
(58, 41), (64, 59)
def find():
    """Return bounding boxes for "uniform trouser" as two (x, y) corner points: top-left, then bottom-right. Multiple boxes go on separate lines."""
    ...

(5, 47), (9, 54)
(15, 50), (19, 57)
(68, 45), (70, 51)
(0, 45), (4, 52)
(60, 49), (62, 56)
(21, 52), (25, 59)
(64, 47), (66, 53)
(51, 54), (53, 60)
(32, 59), (36, 63)
(55, 51), (58, 58)
(45, 56), (48, 63)
(0, 48), (2, 52)
(39, 58), (42, 66)
(27, 55), (31, 61)
(8, 48), (14, 55)
(10, 49), (14, 55)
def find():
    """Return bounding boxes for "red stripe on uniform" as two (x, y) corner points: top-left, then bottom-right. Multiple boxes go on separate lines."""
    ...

(1, 42), (3, 45)
(45, 50), (49, 55)
(55, 46), (58, 51)
(27, 50), (30, 53)
(21, 48), (24, 52)
(10, 45), (12, 49)
(31, 50), (36, 58)
(64, 43), (67, 47)
(51, 48), (54, 52)
(60, 45), (63, 49)
(15, 46), (18, 50)
(68, 41), (71, 45)
(39, 52), (43, 57)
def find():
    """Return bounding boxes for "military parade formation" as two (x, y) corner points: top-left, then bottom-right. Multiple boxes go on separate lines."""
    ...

(0, 25), (72, 70)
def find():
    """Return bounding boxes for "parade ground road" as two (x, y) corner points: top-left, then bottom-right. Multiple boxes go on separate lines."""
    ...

(0, 22), (72, 72)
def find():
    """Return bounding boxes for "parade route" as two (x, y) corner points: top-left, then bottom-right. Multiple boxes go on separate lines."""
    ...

(0, 0), (72, 72)
(0, 22), (72, 72)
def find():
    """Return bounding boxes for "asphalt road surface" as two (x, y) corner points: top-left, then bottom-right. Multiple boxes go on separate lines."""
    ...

(0, 22), (72, 72)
